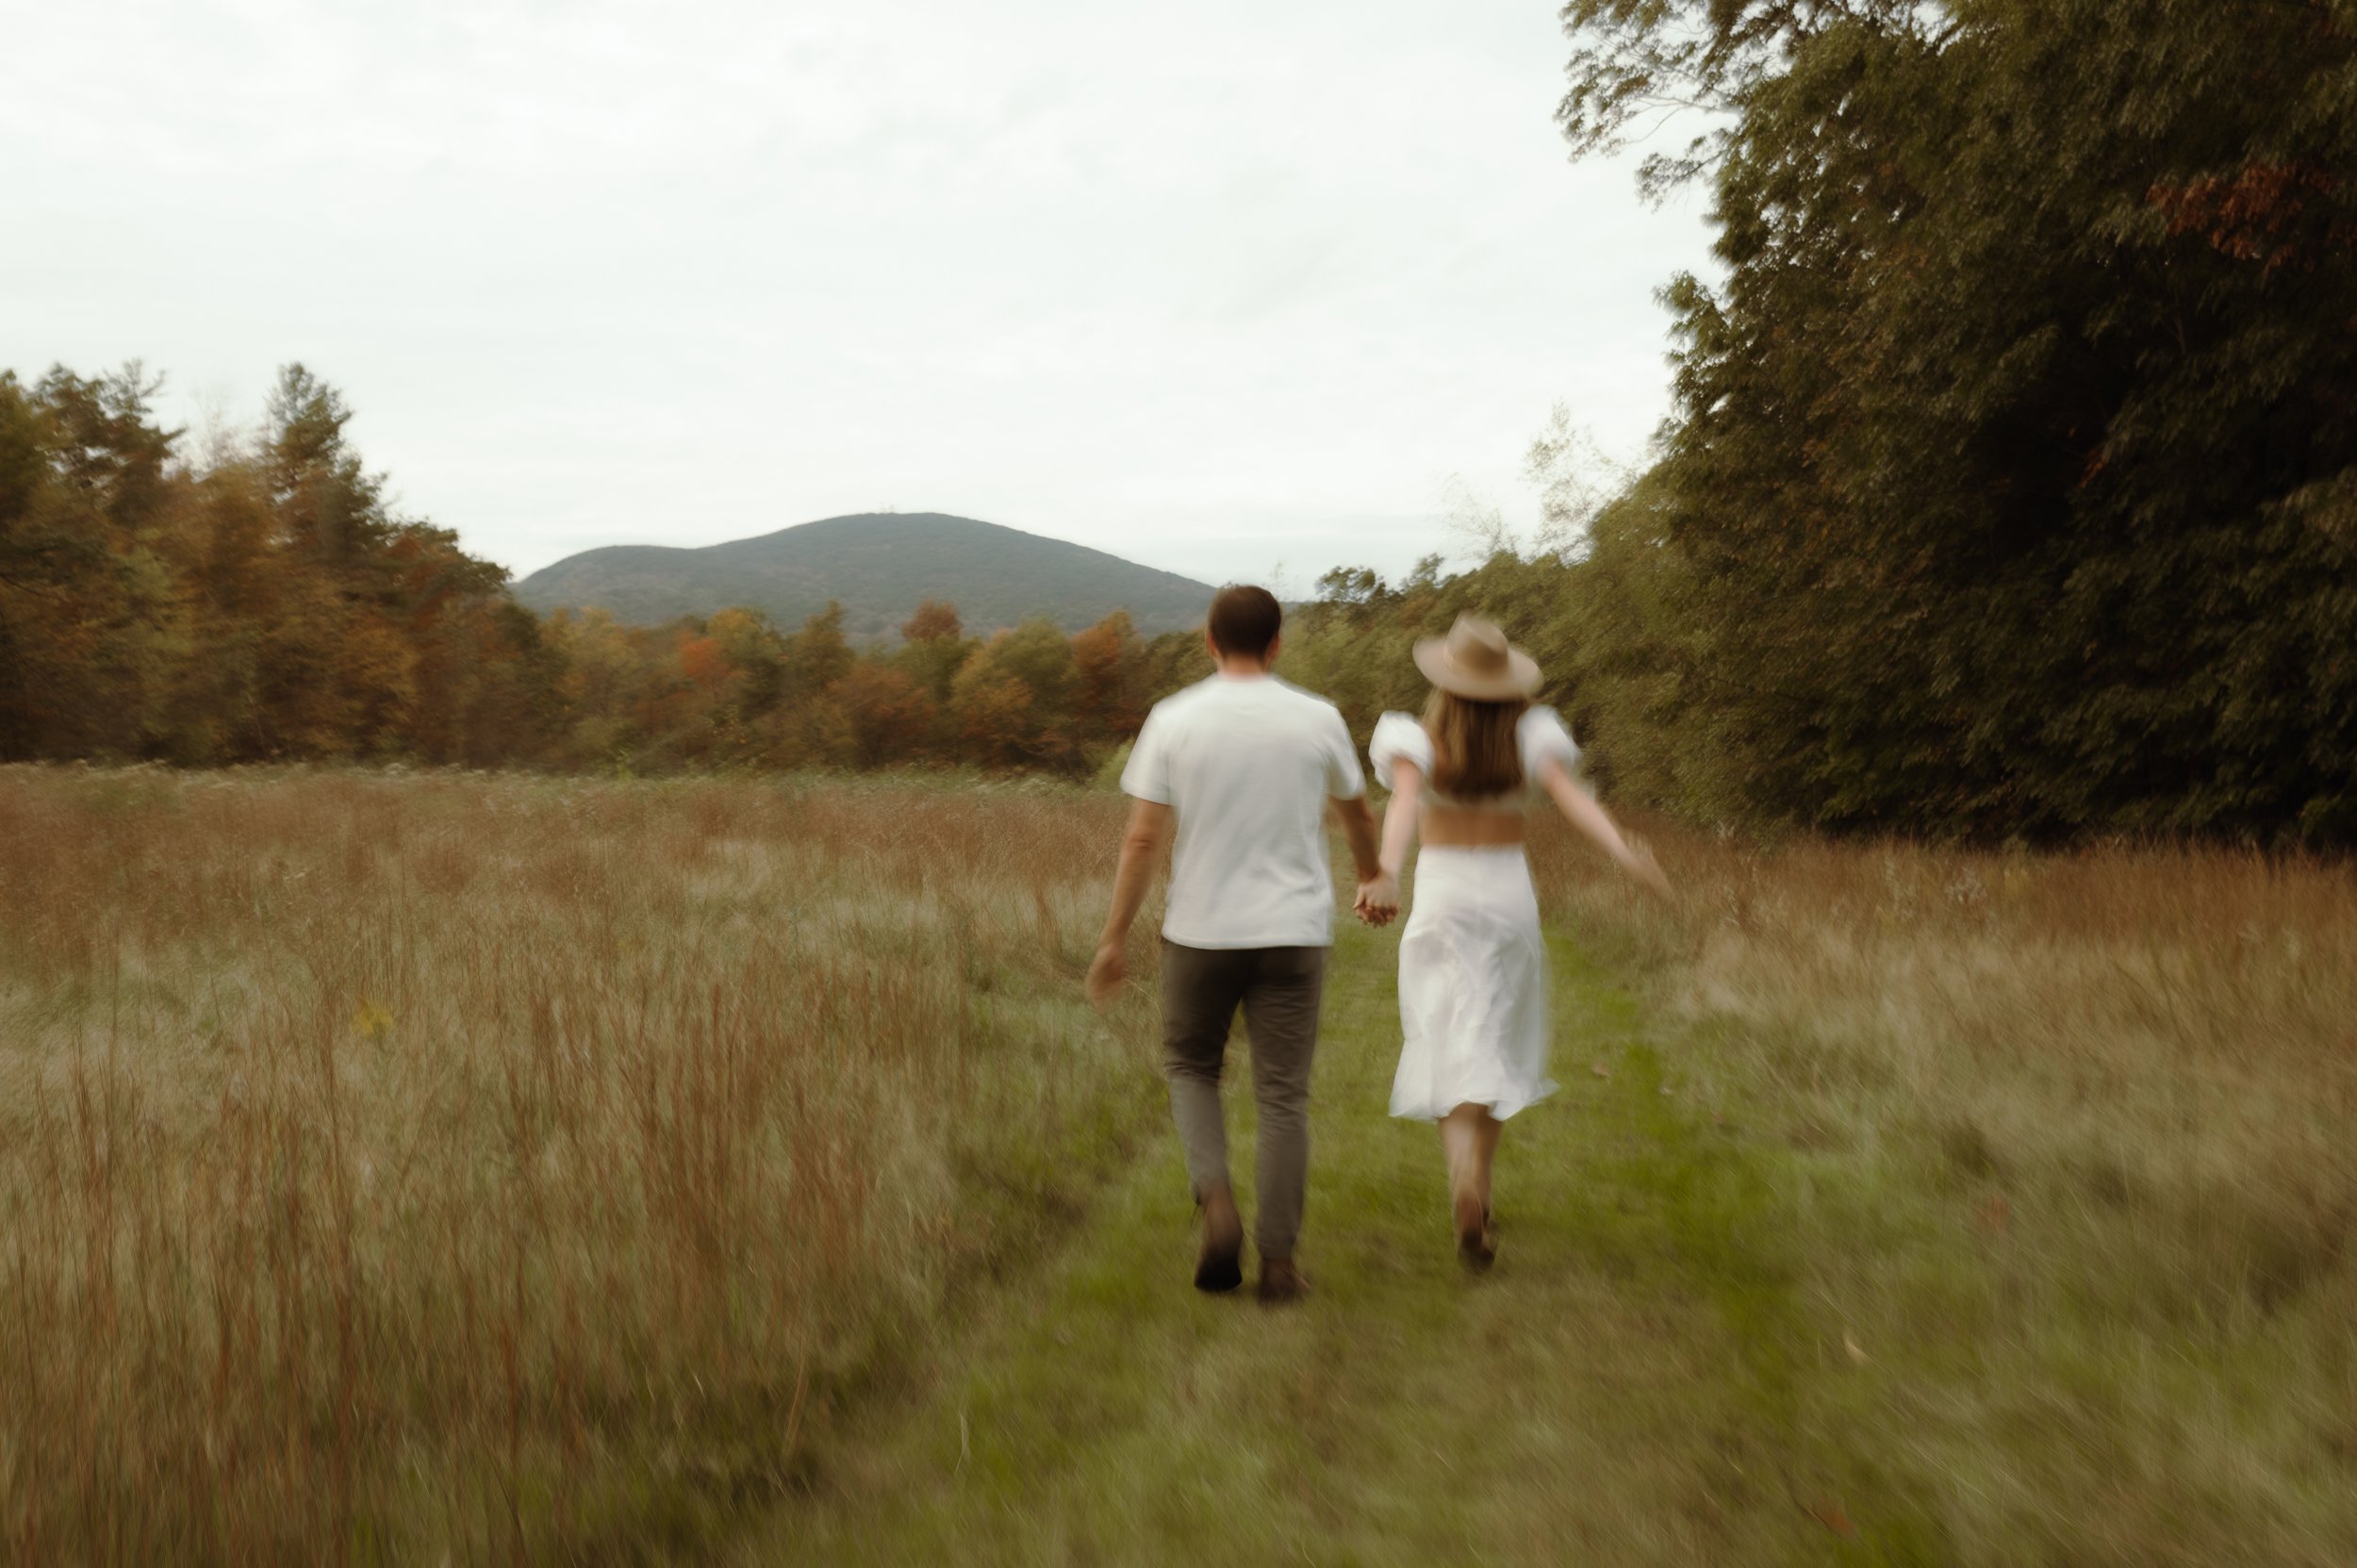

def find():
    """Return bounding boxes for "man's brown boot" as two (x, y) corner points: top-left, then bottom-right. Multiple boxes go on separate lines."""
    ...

(1195, 1186), (1244, 1293)
(1257, 1256), (1310, 1305)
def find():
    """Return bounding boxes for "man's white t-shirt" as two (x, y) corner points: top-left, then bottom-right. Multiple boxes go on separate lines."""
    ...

(1120, 674), (1365, 949)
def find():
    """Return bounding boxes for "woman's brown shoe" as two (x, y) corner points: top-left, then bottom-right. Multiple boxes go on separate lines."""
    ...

(1195, 1187), (1244, 1293)
(1257, 1257), (1310, 1305)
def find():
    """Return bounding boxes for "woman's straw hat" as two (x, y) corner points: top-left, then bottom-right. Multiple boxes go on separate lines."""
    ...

(1413, 615), (1542, 701)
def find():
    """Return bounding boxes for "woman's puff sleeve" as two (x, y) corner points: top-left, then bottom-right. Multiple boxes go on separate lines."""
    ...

(1368, 712), (1433, 790)
(1518, 705), (1580, 788)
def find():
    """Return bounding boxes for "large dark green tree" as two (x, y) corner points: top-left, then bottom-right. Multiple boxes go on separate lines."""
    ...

(1558, 0), (2357, 840)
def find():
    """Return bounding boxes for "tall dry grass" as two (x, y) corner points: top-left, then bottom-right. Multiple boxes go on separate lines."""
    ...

(1529, 819), (2357, 1564)
(10, 767), (2353, 1564)
(0, 767), (1149, 1563)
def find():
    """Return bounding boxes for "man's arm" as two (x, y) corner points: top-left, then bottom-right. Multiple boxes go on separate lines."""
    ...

(1330, 794), (1393, 925)
(1317, 709), (1388, 921)
(1087, 798), (1173, 1008)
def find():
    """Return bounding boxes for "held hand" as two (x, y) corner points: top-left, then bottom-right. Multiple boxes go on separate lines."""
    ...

(1085, 938), (1128, 1010)
(1355, 872), (1402, 927)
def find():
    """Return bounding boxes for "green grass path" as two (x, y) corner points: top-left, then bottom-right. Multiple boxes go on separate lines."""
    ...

(733, 923), (1901, 1566)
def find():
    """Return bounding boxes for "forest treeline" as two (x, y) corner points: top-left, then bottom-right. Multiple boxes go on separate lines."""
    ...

(6, 0), (2354, 842)
(0, 364), (1194, 775)
(1531, 0), (2357, 843)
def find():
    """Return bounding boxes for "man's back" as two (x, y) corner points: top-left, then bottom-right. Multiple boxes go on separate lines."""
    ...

(1089, 583), (1384, 1301)
(1121, 674), (1364, 950)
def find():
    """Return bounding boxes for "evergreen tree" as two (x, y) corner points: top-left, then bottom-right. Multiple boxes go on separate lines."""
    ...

(1558, 0), (2357, 839)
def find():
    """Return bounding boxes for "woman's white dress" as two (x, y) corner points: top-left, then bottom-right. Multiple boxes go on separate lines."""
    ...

(1369, 708), (1580, 1122)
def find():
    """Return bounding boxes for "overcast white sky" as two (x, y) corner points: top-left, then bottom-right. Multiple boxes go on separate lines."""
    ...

(8, 0), (1716, 589)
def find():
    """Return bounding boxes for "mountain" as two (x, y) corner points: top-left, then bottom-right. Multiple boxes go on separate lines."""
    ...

(510, 513), (1215, 640)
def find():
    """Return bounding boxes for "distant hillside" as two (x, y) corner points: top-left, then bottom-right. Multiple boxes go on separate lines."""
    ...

(511, 513), (1214, 639)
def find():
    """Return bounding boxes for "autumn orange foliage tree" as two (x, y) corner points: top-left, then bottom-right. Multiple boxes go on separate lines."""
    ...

(0, 363), (557, 765)
(0, 360), (1176, 775)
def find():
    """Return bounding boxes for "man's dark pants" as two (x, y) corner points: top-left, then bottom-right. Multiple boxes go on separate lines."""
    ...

(1160, 939), (1327, 1262)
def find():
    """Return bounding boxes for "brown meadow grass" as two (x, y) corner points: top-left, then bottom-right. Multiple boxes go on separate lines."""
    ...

(1532, 819), (2357, 1563)
(0, 767), (1152, 1562)
(4, 767), (2352, 1564)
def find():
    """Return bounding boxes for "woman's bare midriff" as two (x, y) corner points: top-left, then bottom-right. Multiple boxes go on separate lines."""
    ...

(1421, 801), (1525, 848)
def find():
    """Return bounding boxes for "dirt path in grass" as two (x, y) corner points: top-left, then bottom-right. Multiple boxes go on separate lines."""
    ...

(724, 922), (1876, 1567)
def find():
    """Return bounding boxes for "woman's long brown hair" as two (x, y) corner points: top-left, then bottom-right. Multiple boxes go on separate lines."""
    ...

(1422, 688), (1529, 799)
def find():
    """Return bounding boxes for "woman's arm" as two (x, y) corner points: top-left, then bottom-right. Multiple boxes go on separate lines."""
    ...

(1355, 762), (1420, 924)
(1539, 758), (1672, 900)
(1380, 762), (1422, 879)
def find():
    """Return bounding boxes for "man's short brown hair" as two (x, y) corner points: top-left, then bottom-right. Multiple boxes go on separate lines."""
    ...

(1207, 584), (1282, 658)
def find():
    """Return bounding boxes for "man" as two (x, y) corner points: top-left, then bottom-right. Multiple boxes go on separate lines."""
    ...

(1086, 584), (1389, 1304)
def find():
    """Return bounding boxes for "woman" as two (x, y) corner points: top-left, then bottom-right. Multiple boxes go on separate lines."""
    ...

(1357, 615), (1670, 1270)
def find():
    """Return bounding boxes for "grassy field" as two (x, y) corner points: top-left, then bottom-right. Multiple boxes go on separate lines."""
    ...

(4, 767), (2353, 1564)
(748, 827), (2357, 1566)
(0, 767), (1159, 1561)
